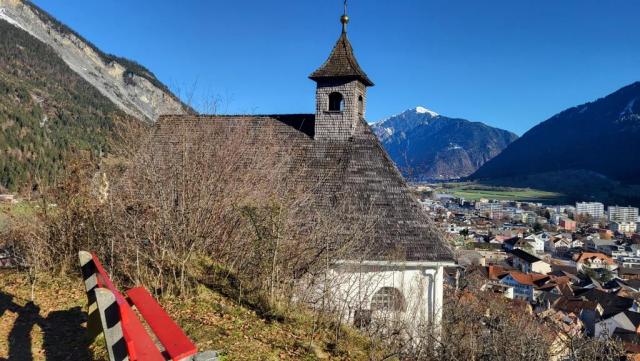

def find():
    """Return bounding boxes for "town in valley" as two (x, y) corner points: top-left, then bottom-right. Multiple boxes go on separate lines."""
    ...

(417, 182), (640, 348)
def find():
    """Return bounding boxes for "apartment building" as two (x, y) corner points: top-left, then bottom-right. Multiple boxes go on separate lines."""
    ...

(576, 202), (605, 219)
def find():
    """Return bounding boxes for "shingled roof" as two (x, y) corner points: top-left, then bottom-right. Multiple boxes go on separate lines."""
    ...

(309, 32), (374, 86)
(153, 114), (453, 263)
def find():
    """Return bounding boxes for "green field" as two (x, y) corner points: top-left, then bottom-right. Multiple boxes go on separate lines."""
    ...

(432, 182), (565, 203)
(0, 201), (40, 233)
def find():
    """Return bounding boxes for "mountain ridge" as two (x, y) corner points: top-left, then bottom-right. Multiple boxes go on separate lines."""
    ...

(471, 81), (640, 204)
(372, 107), (518, 181)
(0, 0), (190, 122)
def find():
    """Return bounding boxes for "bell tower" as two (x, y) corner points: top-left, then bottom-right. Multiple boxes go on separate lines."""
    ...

(309, 1), (374, 141)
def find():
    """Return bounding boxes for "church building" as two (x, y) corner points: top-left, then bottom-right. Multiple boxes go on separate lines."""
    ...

(153, 8), (454, 332)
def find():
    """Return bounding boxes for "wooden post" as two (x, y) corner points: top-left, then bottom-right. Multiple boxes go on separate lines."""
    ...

(78, 251), (102, 341)
(95, 288), (129, 361)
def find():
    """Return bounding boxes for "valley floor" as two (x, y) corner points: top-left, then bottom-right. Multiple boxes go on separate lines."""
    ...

(428, 182), (565, 203)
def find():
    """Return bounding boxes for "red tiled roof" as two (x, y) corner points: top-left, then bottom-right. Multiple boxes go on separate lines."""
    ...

(488, 265), (509, 280)
(507, 271), (549, 286)
(574, 252), (615, 265)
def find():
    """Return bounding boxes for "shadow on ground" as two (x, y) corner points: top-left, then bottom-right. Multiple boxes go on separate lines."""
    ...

(0, 290), (91, 361)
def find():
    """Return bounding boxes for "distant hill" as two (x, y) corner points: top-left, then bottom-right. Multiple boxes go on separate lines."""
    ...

(471, 82), (640, 205)
(0, 0), (189, 192)
(372, 107), (518, 181)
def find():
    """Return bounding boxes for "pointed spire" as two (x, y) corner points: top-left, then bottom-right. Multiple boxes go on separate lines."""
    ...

(341, 0), (349, 33)
(309, 1), (374, 86)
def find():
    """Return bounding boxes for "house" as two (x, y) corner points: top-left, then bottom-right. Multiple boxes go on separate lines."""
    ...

(546, 235), (578, 254)
(479, 265), (515, 298)
(553, 297), (603, 336)
(536, 280), (575, 311)
(150, 11), (454, 332)
(458, 264), (510, 291)
(584, 238), (618, 253)
(548, 268), (581, 283)
(559, 218), (577, 231)
(536, 232), (554, 244)
(524, 233), (545, 254)
(445, 223), (467, 235)
(612, 222), (638, 234)
(620, 267), (640, 281)
(539, 308), (584, 337)
(545, 234), (561, 253)
(619, 255), (640, 269)
(599, 245), (632, 259)
(605, 278), (640, 293)
(574, 252), (617, 273)
(502, 236), (532, 252)
(481, 282), (514, 299)
(594, 311), (640, 338)
(575, 288), (638, 318)
(554, 288), (638, 336)
(499, 271), (549, 303)
(510, 249), (552, 274)
(566, 235), (583, 250)
(489, 234), (512, 245)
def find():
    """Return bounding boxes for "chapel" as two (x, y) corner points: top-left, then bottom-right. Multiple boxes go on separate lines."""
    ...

(153, 6), (454, 328)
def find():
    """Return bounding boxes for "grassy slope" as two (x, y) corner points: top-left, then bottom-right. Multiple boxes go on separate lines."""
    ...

(0, 271), (380, 361)
(0, 202), (38, 233)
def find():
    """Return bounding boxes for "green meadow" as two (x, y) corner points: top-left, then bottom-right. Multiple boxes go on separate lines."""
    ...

(433, 182), (565, 203)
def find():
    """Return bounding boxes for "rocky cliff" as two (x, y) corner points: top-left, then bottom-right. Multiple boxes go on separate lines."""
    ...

(0, 0), (188, 122)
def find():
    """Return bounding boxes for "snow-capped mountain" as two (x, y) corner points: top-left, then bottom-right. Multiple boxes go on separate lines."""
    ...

(372, 107), (518, 181)
(374, 107), (440, 142)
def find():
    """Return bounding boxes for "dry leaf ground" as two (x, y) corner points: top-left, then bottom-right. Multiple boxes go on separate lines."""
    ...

(0, 271), (381, 361)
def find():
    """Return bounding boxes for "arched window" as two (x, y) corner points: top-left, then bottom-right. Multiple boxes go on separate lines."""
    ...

(328, 92), (344, 112)
(358, 95), (364, 116)
(371, 287), (406, 312)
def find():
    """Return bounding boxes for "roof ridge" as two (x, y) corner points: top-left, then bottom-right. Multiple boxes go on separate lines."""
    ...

(159, 113), (315, 118)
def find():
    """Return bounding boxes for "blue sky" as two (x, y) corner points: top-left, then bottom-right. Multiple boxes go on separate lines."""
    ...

(32, 0), (640, 135)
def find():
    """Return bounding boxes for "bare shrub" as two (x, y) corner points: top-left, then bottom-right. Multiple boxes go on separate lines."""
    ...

(374, 289), (627, 361)
(10, 118), (367, 319)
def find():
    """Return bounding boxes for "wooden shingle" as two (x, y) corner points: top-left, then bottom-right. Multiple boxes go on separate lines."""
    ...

(153, 114), (454, 262)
